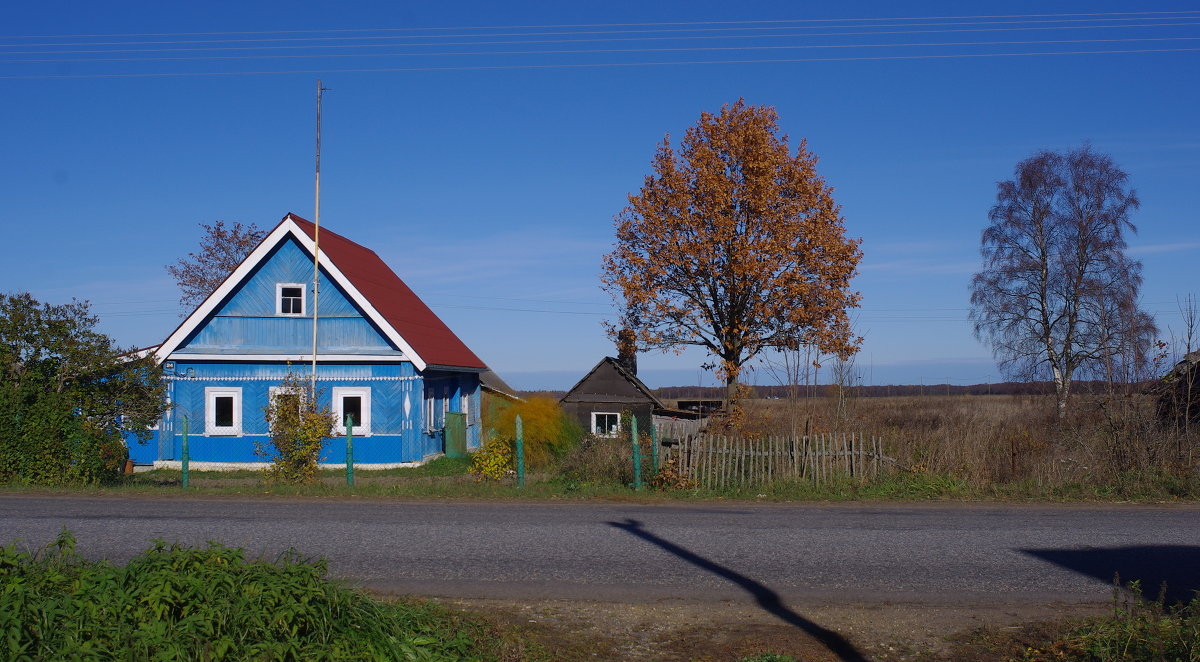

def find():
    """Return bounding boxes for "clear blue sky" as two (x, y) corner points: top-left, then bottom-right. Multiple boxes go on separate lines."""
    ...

(3, 1), (1198, 390)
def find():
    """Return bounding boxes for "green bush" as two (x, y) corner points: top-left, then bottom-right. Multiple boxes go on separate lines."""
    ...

(256, 374), (336, 484)
(0, 293), (164, 485)
(0, 529), (486, 661)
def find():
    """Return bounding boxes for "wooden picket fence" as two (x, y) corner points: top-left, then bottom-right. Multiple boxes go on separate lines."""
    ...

(652, 415), (708, 443)
(663, 432), (892, 489)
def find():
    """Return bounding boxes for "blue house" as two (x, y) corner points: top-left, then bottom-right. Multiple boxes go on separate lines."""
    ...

(128, 213), (487, 467)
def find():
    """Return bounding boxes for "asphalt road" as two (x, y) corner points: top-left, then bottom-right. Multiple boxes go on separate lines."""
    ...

(1, 495), (1197, 606)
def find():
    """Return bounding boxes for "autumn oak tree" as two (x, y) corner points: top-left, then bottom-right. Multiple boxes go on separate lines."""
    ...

(970, 145), (1155, 417)
(166, 221), (265, 311)
(602, 100), (862, 410)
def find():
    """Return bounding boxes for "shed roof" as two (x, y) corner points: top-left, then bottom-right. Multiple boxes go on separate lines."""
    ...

(480, 369), (522, 401)
(560, 356), (665, 408)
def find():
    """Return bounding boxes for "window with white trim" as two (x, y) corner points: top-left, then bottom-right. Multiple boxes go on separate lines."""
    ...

(276, 283), (306, 316)
(205, 387), (242, 436)
(267, 385), (302, 432)
(591, 412), (620, 437)
(333, 387), (371, 435)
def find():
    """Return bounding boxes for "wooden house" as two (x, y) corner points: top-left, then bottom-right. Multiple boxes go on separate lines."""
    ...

(127, 213), (488, 467)
(560, 355), (661, 437)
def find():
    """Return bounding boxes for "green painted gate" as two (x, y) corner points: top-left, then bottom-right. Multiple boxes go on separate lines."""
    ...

(444, 412), (467, 458)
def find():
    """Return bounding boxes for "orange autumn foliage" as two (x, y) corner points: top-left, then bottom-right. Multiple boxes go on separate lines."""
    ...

(602, 99), (862, 403)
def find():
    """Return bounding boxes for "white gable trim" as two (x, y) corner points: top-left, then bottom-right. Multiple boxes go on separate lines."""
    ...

(167, 353), (412, 362)
(154, 217), (429, 371)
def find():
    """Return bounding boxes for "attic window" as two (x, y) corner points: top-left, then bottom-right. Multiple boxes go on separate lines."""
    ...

(276, 283), (305, 316)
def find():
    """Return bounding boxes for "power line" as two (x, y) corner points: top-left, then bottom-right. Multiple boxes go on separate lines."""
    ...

(11, 35), (1199, 65)
(5, 17), (1197, 53)
(3, 9), (1197, 40)
(11, 21), (1198, 59)
(427, 292), (609, 306)
(4, 46), (1196, 80)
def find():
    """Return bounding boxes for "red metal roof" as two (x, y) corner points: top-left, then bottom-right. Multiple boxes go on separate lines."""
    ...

(284, 214), (486, 370)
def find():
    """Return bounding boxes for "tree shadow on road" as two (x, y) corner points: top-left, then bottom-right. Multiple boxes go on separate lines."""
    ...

(1021, 544), (1200, 604)
(607, 518), (869, 662)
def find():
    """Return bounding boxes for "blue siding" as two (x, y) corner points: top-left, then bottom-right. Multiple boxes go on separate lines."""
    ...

(182, 317), (395, 354)
(138, 360), (459, 464)
(129, 232), (486, 466)
(176, 238), (402, 356)
(217, 239), (359, 317)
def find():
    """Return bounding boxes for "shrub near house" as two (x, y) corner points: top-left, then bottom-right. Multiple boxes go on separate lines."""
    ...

(0, 293), (164, 484)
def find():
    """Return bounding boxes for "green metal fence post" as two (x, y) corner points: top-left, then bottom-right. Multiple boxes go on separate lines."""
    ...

(515, 414), (525, 488)
(651, 422), (659, 474)
(346, 414), (355, 487)
(181, 416), (189, 490)
(631, 416), (642, 491)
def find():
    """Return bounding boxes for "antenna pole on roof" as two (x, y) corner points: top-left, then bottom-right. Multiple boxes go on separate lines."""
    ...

(311, 79), (328, 397)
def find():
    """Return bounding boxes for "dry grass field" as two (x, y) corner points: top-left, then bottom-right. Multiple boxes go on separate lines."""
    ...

(732, 392), (1198, 496)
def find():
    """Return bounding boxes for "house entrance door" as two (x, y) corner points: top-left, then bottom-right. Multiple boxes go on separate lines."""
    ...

(444, 412), (467, 458)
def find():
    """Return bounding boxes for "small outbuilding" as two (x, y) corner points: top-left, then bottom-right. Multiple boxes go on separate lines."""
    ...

(560, 355), (661, 437)
(560, 344), (705, 439)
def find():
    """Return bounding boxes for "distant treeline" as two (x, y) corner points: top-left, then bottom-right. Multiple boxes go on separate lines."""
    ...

(517, 381), (1152, 401)
(651, 381), (1151, 400)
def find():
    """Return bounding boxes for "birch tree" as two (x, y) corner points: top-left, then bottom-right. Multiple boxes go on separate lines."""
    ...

(602, 100), (862, 413)
(970, 145), (1154, 417)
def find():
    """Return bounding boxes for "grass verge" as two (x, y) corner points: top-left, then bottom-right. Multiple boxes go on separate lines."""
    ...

(2, 456), (1197, 503)
(937, 582), (1200, 662)
(0, 528), (550, 661)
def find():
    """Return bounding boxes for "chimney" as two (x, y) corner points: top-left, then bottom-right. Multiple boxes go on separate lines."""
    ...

(617, 328), (638, 376)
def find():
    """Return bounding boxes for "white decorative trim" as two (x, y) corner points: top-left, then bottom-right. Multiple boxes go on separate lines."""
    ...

(275, 282), (307, 317)
(154, 217), (426, 370)
(167, 353), (411, 362)
(153, 460), (421, 471)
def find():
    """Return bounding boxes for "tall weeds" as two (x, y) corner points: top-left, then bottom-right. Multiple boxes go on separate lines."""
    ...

(738, 393), (1198, 495)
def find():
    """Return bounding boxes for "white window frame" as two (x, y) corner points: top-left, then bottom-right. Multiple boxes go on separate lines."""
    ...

(591, 411), (620, 437)
(205, 387), (242, 436)
(275, 282), (306, 317)
(333, 387), (371, 436)
(267, 385), (303, 432)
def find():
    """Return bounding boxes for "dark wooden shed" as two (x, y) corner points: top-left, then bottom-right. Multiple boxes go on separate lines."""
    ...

(560, 357), (663, 437)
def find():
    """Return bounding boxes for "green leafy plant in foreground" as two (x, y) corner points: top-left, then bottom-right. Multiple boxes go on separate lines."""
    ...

(1020, 581), (1200, 662)
(0, 528), (485, 661)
